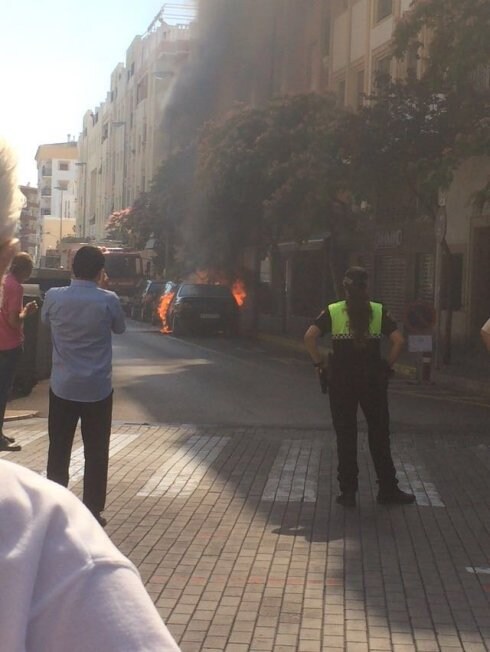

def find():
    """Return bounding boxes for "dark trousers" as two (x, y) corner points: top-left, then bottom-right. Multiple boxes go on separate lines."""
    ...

(328, 372), (397, 494)
(47, 389), (113, 515)
(0, 346), (22, 430)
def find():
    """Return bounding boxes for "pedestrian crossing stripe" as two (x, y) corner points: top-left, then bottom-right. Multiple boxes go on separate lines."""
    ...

(2, 426), (446, 507)
(261, 440), (322, 503)
(68, 432), (142, 484)
(0, 428), (48, 457)
(137, 435), (230, 498)
(394, 460), (445, 507)
(466, 567), (490, 575)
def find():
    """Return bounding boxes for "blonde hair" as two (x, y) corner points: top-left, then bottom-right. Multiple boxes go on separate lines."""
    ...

(0, 138), (22, 244)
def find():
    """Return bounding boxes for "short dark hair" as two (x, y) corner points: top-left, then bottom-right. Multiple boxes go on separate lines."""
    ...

(72, 246), (105, 280)
(10, 252), (33, 279)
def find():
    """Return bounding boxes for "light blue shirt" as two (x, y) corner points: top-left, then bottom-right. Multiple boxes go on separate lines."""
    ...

(41, 280), (126, 402)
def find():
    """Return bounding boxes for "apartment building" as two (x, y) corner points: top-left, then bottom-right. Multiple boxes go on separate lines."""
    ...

(19, 185), (38, 259)
(77, 10), (195, 241)
(34, 141), (79, 265)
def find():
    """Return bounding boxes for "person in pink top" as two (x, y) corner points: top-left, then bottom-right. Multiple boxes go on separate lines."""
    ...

(0, 252), (38, 451)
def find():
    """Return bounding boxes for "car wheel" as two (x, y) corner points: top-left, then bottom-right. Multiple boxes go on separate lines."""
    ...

(172, 314), (183, 336)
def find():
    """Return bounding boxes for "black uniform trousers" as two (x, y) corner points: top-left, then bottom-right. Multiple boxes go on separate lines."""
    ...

(328, 370), (397, 495)
(47, 389), (113, 515)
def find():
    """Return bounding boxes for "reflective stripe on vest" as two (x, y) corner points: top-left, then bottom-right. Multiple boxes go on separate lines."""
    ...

(328, 300), (382, 340)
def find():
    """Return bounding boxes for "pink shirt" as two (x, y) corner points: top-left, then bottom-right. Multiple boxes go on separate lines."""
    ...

(0, 273), (24, 350)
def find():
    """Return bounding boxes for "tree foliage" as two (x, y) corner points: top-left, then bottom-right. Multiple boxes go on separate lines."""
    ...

(188, 93), (356, 273)
(394, 0), (490, 94)
(353, 0), (490, 221)
(393, 0), (490, 169)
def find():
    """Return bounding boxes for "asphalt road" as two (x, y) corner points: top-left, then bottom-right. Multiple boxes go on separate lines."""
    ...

(14, 319), (490, 435)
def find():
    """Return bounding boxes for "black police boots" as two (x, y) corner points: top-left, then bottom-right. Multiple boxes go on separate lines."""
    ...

(377, 487), (416, 505)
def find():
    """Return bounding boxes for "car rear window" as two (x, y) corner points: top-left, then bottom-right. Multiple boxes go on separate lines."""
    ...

(178, 284), (233, 298)
(148, 283), (164, 294)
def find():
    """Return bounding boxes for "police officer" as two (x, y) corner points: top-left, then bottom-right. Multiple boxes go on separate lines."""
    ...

(304, 266), (415, 507)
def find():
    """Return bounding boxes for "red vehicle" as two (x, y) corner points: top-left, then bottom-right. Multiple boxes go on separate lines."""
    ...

(63, 244), (144, 312)
(99, 247), (144, 313)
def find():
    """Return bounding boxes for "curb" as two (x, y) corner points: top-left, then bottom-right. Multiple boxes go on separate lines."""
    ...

(257, 332), (306, 354)
(5, 410), (39, 422)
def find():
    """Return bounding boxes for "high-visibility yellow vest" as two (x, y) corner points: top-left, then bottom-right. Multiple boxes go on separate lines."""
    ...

(328, 300), (382, 340)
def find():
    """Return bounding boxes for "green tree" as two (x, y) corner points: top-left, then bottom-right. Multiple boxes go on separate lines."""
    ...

(391, 0), (489, 187)
(192, 93), (356, 294)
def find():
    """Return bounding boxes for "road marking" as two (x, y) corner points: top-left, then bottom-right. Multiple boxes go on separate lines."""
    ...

(0, 429), (48, 457)
(394, 460), (445, 507)
(262, 440), (322, 503)
(466, 567), (490, 575)
(68, 432), (142, 484)
(137, 435), (230, 498)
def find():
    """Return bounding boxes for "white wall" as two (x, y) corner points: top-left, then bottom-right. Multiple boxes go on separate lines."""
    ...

(351, 0), (368, 63)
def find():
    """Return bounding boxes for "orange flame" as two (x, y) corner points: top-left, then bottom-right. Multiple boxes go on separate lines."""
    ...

(186, 269), (247, 307)
(157, 291), (176, 333)
(231, 279), (246, 307)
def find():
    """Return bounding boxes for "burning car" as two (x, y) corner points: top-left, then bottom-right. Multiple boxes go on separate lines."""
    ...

(163, 283), (240, 336)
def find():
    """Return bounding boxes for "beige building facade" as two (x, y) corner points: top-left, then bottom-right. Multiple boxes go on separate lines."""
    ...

(77, 10), (195, 241)
(34, 141), (79, 266)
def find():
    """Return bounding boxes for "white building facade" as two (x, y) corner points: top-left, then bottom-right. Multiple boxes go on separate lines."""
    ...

(34, 141), (79, 265)
(77, 9), (195, 241)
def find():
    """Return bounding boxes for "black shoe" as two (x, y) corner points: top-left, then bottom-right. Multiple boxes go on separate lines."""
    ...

(377, 487), (416, 505)
(0, 437), (21, 452)
(0, 433), (15, 443)
(93, 513), (107, 527)
(336, 493), (356, 507)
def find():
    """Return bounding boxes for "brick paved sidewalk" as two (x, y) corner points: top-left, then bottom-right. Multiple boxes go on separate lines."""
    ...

(2, 418), (490, 652)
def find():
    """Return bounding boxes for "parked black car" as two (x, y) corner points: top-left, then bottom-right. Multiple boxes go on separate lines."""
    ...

(166, 283), (239, 336)
(130, 280), (165, 322)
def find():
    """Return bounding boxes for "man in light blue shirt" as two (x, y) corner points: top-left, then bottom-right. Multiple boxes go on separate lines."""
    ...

(41, 246), (126, 526)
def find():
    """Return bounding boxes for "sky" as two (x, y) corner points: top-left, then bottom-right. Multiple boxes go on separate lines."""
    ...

(0, 1), (194, 186)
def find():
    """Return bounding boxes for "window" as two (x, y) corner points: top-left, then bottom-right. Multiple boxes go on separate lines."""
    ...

(41, 208), (50, 216)
(57, 180), (69, 191)
(376, 0), (392, 22)
(374, 55), (392, 87)
(102, 123), (109, 142)
(136, 75), (148, 104)
(58, 161), (69, 171)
